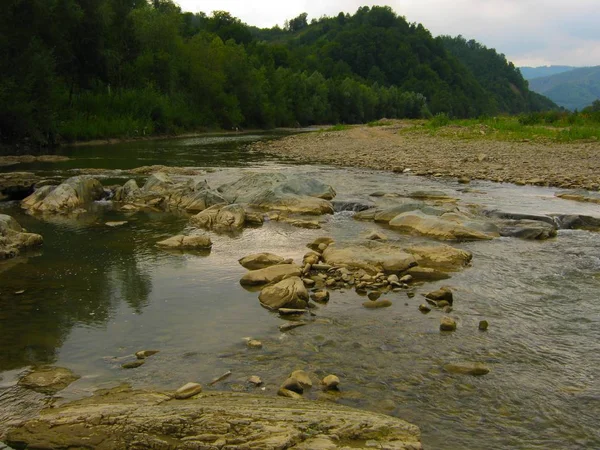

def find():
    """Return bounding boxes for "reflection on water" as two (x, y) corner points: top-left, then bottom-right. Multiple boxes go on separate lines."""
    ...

(1, 133), (600, 449)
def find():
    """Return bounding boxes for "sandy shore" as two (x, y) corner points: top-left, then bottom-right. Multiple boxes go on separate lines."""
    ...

(251, 122), (600, 191)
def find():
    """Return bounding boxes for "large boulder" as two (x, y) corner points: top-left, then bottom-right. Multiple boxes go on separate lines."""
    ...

(552, 214), (600, 231)
(498, 219), (557, 240)
(389, 211), (498, 240)
(190, 204), (245, 231)
(22, 176), (105, 214)
(258, 276), (309, 310)
(321, 241), (417, 274)
(240, 264), (302, 286)
(218, 173), (335, 215)
(239, 253), (287, 270)
(0, 214), (43, 260)
(4, 387), (422, 449)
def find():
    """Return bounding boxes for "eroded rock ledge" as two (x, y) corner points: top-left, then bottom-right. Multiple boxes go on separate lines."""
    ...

(5, 387), (422, 450)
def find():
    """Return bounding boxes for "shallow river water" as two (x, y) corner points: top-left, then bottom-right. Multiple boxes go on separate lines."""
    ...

(1, 133), (600, 449)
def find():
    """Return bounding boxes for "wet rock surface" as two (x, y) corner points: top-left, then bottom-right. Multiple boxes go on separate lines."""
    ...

(0, 215), (43, 260)
(4, 387), (422, 450)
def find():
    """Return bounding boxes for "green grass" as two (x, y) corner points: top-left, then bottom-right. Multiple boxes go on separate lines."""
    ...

(407, 112), (600, 143)
(321, 124), (352, 132)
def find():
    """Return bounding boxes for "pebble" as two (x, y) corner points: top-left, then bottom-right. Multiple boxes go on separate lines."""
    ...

(248, 376), (263, 386)
(479, 320), (489, 331)
(387, 274), (399, 284)
(279, 322), (308, 332)
(291, 370), (313, 388)
(135, 350), (159, 359)
(419, 304), (431, 313)
(278, 308), (307, 316)
(400, 275), (413, 283)
(322, 374), (340, 390)
(174, 382), (203, 399)
(367, 291), (381, 301)
(247, 340), (263, 349)
(440, 316), (457, 332)
(121, 360), (145, 369)
(281, 377), (304, 394)
(311, 290), (330, 303)
(303, 278), (315, 287)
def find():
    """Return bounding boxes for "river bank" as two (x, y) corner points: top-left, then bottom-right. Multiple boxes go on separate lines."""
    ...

(250, 121), (600, 191)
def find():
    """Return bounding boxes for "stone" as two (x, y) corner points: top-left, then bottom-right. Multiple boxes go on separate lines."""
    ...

(18, 367), (79, 394)
(363, 230), (388, 241)
(387, 274), (400, 284)
(248, 376), (263, 386)
(367, 291), (381, 301)
(311, 290), (330, 303)
(322, 375), (340, 390)
(406, 245), (473, 270)
(122, 360), (145, 369)
(258, 277), (309, 310)
(362, 300), (392, 309)
(443, 306), (453, 313)
(303, 278), (316, 288)
(406, 267), (451, 281)
(247, 340), (263, 349)
(190, 203), (246, 231)
(4, 387), (421, 449)
(0, 214), (43, 260)
(313, 263), (333, 271)
(174, 382), (203, 399)
(240, 264), (302, 286)
(105, 221), (128, 227)
(389, 211), (498, 241)
(21, 176), (105, 214)
(244, 211), (265, 225)
(321, 241), (417, 274)
(479, 320), (489, 331)
(440, 316), (457, 332)
(444, 363), (490, 376)
(281, 377), (304, 394)
(286, 219), (321, 229)
(238, 252), (286, 270)
(279, 322), (308, 332)
(426, 287), (454, 305)
(291, 370), (313, 388)
(307, 237), (335, 251)
(279, 308), (307, 316)
(303, 251), (321, 265)
(135, 350), (159, 359)
(277, 388), (303, 399)
(399, 275), (413, 283)
(498, 219), (557, 240)
(156, 234), (212, 250)
(419, 304), (431, 313)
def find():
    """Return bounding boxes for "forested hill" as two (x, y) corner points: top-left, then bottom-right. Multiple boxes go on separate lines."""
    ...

(528, 66), (600, 111)
(441, 36), (558, 113)
(0, 2), (556, 146)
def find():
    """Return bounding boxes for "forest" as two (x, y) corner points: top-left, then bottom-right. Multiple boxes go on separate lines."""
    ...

(0, 1), (557, 146)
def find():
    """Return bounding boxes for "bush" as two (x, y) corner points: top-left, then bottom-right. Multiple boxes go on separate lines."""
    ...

(430, 112), (450, 127)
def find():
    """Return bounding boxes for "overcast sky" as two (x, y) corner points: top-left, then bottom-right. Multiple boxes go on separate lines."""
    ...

(176, 0), (600, 67)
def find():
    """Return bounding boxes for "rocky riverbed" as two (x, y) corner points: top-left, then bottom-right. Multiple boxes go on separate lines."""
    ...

(250, 122), (600, 190)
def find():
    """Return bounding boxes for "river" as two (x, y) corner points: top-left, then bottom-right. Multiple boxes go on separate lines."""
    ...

(1, 133), (599, 449)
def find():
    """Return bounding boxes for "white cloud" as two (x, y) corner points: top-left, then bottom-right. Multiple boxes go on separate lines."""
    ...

(175, 0), (600, 66)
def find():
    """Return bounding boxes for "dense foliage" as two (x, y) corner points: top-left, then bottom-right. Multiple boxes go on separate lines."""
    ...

(0, 2), (555, 145)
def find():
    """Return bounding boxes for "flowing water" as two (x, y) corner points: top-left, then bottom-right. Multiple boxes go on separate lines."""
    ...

(1, 133), (599, 449)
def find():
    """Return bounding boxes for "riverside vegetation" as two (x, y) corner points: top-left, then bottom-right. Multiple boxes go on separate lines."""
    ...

(1, 2), (557, 146)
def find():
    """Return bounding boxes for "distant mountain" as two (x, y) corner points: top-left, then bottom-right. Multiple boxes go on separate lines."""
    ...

(528, 66), (600, 111)
(520, 66), (577, 80)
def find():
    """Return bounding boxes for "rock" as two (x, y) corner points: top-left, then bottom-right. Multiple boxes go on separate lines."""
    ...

(258, 277), (309, 310)
(367, 291), (381, 301)
(389, 211), (498, 240)
(419, 304), (431, 313)
(291, 370), (313, 388)
(279, 308), (307, 316)
(407, 190), (455, 201)
(303, 278), (316, 288)
(436, 300), (450, 308)
(22, 176), (105, 214)
(190, 203), (246, 232)
(217, 173), (335, 215)
(440, 316), (457, 332)
(553, 214), (600, 231)
(405, 245), (472, 271)
(240, 264), (302, 286)
(399, 275), (413, 283)
(0, 214), (43, 260)
(363, 229), (388, 240)
(313, 263), (333, 271)
(244, 211), (265, 225)
(322, 375), (340, 390)
(105, 221), (128, 227)
(279, 322), (308, 332)
(156, 234), (212, 250)
(322, 241), (417, 274)
(387, 274), (399, 284)
(122, 360), (145, 369)
(135, 350), (159, 360)
(0, 172), (40, 200)
(458, 177), (471, 184)
(406, 267), (451, 281)
(362, 300), (392, 309)
(311, 290), (330, 303)
(174, 382), (203, 399)
(18, 367), (79, 394)
(277, 388), (303, 399)
(443, 306), (453, 313)
(247, 340), (263, 349)
(248, 376), (263, 386)
(307, 237), (335, 251)
(482, 209), (556, 226)
(444, 363), (490, 376)
(4, 387), (421, 449)
(303, 251), (321, 265)
(281, 377), (304, 394)
(498, 219), (557, 240)
(479, 320), (489, 331)
(238, 252), (286, 270)
(426, 287), (454, 305)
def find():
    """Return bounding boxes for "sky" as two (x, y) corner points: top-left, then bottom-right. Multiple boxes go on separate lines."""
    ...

(175, 0), (600, 67)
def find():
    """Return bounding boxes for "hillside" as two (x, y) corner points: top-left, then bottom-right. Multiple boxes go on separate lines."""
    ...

(0, 2), (558, 145)
(528, 66), (600, 110)
(520, 66), (577, 80)
(441, 36), (557, 114)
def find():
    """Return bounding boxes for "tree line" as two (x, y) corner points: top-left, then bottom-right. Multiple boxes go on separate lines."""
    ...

(0, 1), (556, 145)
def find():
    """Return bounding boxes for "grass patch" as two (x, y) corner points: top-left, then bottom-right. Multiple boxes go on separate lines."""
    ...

(321, 124), (352, 132)
(405, 112), (600, 143)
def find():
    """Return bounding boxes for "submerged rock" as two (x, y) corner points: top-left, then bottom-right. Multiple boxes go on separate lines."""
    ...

(0, 214), (43, 260)
(362, 299), (392, 309)
(240, 264), (302, 286)
(440, 316), (457, 332)
(239, 252), (287, 270)
(22, 176), (105, 214)
(156, 234), (212, 250)
(258, 276), (309, 310)
(498, 219), (557, 240)
(18, 366), (79, 394)
(444, 363), (490, 376)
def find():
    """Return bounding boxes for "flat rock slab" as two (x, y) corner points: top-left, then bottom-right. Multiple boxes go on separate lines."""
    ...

(5, 388), (421, 449)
